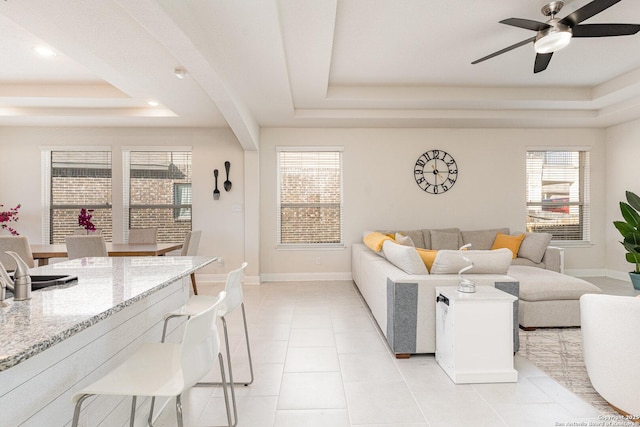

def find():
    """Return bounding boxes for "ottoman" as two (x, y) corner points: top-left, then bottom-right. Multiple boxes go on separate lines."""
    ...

(508, 265), (603, 329)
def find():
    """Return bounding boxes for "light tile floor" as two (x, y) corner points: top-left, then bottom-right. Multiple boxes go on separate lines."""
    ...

(152, 277), (637, 427)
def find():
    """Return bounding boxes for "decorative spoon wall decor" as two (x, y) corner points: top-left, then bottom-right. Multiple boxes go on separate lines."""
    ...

(224, 161), (232, 191)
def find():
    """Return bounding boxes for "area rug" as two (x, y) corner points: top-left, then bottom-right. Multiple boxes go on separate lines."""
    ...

(518, 327), (618, 416)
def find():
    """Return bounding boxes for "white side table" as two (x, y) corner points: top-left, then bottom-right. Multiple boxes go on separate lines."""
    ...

(435, 286), (518, 384)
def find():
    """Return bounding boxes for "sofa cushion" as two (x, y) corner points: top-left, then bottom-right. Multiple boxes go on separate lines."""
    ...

(492, 233), (525, 259)
(461, 228), (510, 250)
(430, 228), (462, 250)
(517, 232), (552, 264)
(420, 229), (432, 249)
(511, 257), (544, 269)
(430, 248), (512, 274)
(382, 240), (428, 275)
(363, 232), (392, 253)
(509, 265), (602, 302)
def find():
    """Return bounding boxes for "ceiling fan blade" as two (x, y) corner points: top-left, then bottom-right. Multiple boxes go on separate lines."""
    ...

(572, 23), (640, 37)
(500, 18), (551, 32)
(534, 53), (553, 73)
(559, 0), (622, 27)
(471, 37), (536, 64)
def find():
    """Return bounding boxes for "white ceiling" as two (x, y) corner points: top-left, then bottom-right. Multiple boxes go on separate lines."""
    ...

(2, 0), (640, 149)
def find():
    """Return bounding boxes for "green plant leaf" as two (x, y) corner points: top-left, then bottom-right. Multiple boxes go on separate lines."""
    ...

(626, 252), (640, 264)
(614, 220), (635, 237)
(620, 202), (640, 228)
(627, 191), (640, 212)
(625, 231), (640, 246)
(622, 241), (640, 254)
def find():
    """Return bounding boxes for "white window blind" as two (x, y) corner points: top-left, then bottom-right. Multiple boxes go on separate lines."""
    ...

(526, 150), (590, 242)
(277, 148), (343, 246)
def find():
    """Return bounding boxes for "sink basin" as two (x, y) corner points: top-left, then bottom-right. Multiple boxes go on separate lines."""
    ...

(29, 275), (78, 290)
(3, 274), (77, 299)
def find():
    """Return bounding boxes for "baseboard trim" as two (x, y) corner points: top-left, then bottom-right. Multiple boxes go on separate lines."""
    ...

(196, 273), (262, 285)
(260, 272), (353, 282)
(197, 272), (353, 284)
(604, 269), (632, 282)
(564, 268), (606, 277)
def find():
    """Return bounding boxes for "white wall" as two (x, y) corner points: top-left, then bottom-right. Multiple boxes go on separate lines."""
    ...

(0, 125), (609, 282)
(260, 127), (607, 279)
(605, 118), (640, 280)
(0, 127), (253, 279)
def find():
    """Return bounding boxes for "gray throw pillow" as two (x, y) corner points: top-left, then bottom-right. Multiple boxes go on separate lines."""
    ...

(517, 232), (552, 264)
(430, 228), (462, 250)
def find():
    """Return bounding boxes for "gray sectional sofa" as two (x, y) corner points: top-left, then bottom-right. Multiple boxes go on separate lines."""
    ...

(352, 227), (602, 357)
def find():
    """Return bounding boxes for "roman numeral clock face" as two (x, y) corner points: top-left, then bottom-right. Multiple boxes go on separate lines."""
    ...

(414, 149), (458, 194)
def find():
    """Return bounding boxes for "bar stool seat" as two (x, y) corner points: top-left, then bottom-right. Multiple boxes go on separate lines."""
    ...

(71, 291), (231, 427)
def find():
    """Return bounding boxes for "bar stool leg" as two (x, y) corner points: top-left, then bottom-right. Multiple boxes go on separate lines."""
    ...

(176, 394), (183, 427)
(218, 353), (233, 427)
(130, 396), (137, 427)
(240, 303), (255, 386)
(71, 394), (93, 427)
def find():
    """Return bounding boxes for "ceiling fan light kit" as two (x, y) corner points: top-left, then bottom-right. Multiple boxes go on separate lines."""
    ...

(472, 0), (640, 73)
(534, 22), (572, 53)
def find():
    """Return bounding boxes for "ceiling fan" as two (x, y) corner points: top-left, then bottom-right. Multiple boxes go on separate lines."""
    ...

(472, 0), (640, 73)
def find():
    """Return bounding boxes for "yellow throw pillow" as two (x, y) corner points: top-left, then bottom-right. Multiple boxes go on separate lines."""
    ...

(364, 232), (393, 252)
(491, 233), (525, 259)
(416, 248), (438, 272)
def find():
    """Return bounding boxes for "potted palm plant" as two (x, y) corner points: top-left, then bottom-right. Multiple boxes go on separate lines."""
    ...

(613, 190), (640, 290)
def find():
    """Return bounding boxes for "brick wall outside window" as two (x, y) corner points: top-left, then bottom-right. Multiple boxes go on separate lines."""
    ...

(278, 150), (342, 245)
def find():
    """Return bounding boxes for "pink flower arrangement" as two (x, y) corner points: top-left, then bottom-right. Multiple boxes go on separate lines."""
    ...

(78, 208), (96, 232)
(0, 204), (20, 236)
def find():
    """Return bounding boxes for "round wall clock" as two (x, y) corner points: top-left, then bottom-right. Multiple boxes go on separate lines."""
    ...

(414, 149), (458, 194)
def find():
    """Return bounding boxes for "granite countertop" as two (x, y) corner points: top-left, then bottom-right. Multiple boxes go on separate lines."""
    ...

(0, 255), (215, 371)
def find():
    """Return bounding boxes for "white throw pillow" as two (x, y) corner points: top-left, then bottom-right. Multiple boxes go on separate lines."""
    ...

(395, 233), (415, 247)
(382, 240), (428, 275)
(430, 248), (512, 275)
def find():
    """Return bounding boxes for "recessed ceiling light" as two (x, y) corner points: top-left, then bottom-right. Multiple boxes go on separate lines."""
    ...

(34, 46), (57, 57)
(147, 100), (159, 107)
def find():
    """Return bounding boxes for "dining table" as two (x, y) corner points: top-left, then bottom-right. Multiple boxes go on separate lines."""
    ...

(30, 242), (183, 266)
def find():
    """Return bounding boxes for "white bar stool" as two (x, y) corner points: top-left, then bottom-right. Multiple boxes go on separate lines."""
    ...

(71, 291), (231, 427)
(161, 262), (252, 427)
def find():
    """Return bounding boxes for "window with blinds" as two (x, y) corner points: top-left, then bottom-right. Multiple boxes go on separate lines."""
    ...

(124, 150), (192, 243)
(49, 150), (113, 243)
(277, 148), (343, 246)
(526, 150), (590, 242)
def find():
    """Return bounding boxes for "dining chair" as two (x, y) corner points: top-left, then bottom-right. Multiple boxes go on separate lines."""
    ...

(160, 262), (251, 427)
(65, 235), (108, 260)
(128, 227), (158, 244)
(73, 229), (102, 235)
(71, 291), (231, 427)
(0, 236), (35, 271)
(181, 230), (202, 295)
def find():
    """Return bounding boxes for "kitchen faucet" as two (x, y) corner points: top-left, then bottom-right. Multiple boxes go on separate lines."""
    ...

(0, 251), (32, 301)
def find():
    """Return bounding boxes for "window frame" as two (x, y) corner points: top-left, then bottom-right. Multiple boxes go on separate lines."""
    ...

(525, 147), (591, 245)
(276, 146), (344, 249)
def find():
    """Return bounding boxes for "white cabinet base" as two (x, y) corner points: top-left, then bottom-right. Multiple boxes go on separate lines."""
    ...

(436, 286), (518, 384)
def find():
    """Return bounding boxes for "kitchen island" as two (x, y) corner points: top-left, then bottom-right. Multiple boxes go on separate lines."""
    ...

(0, 255), (215, 427)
